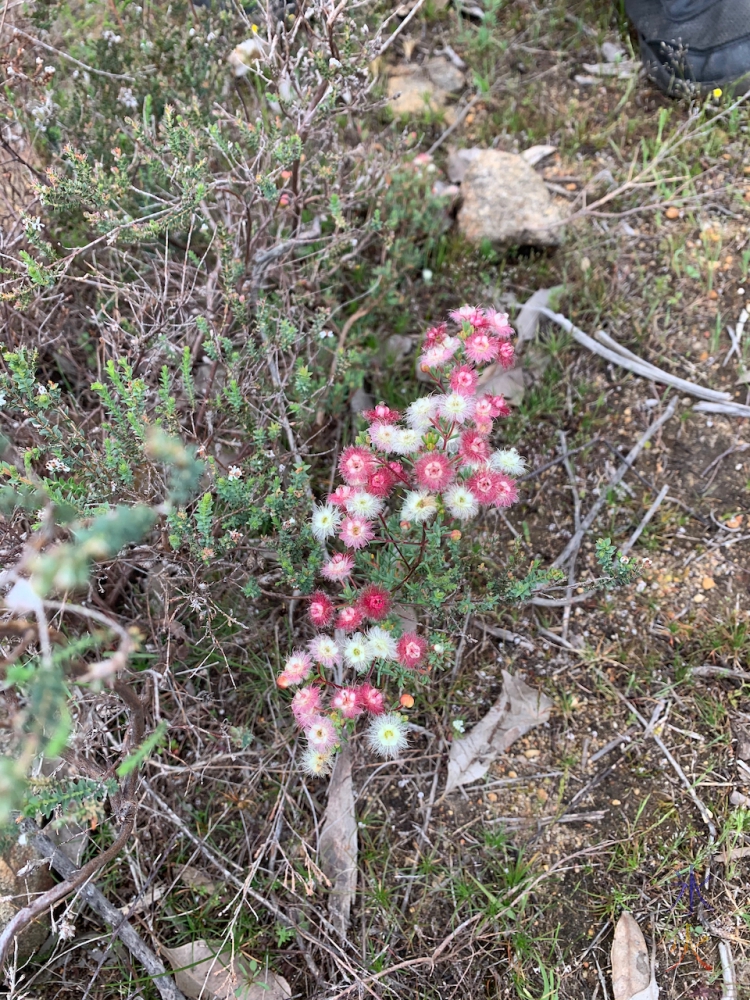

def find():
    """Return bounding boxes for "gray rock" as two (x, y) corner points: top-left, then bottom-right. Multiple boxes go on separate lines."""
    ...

(425, 55), (465, 94)
(387, 67), (447, 116)
(457, 149), (565, 247)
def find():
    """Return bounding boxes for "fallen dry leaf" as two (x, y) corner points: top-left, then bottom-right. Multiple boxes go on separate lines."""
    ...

(611, 912), (659, 1000)
(701, 576), (716, 591)
(162, 941), (291, 1000)
(445, 671), (552, 794)
(319, 742), (358, 936)
(178, 865), (218, 894)
(476, 365), (525, 406)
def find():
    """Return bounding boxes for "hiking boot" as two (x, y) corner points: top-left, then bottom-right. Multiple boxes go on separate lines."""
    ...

(625, 0), (750, 94)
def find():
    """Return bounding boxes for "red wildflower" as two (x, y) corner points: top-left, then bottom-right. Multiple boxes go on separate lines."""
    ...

(309, 591), (335, 628)
(367, 466), (397, 498)
(357, 584), (392, 622)
(490, 474), (519, 508)
(362, 402), (401, 423)
(356, 683), (386, 715)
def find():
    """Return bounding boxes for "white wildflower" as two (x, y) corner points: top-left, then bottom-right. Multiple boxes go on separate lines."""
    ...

(366, 626), (398, 661)
(401, 490), (438, 524)
(311, 503), (340, 542)
(366, 713), (408, 759)
(489, 448), (526, 477)
(443, 484), (479, 521)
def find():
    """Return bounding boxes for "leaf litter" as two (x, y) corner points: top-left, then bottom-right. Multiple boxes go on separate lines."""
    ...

(445, 671), (552, 794)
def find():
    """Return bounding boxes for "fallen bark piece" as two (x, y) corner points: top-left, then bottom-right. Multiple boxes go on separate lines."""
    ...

(445, 671), (552, 793)
(162, 941), (291, 1000)
(319, 743), (358, 936)
(611, 911), (658, 1000)
(538, 307), (733, 405)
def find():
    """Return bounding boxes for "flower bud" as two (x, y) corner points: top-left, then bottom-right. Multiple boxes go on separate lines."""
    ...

(399, 693), (415, 709)
(449, 529), (462, 541)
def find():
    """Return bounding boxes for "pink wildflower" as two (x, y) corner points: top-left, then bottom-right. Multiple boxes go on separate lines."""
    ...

(497, 341), (515, 370)
(490, 474), (519, 508)
(331, 688), (362, 719)
(321, 552), (355, 581)
(449, 305), (488, 328)
(367, 466), (397, 498)
(356, 683), (386, 715)
(423, 322), (447, 347)
(397, 632), (428, 669)
(292, 686), (322, 727)
(465, 331), (500, 364)
(483, 308), (513, 338)
(277, 650), (312, 687)
(328, 484), (355, 507)
(339, 446), (376, 486)
(357, 584), (392, 622)
(480, 393), (510, 418)
(362, 402), (400, 423)
(336, 605), (364, 631)
(339, 515), (375, 550)
(467, 470), (507, 505)
(305, 715), (338, 752)
(420, 340), (460, 370)
(413, 452), (455, 492)
(309, 591), (335, 628)
(474, 418), (493, 435)
(474, 396), (493, 420)
(449, 364), (479, 396)
(458, 430), (491, 467)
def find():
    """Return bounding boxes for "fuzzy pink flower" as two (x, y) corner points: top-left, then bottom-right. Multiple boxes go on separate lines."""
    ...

(474, 396), (493, 420)
(321, 552), (355, 581)
(497, 341), (515, 370)
(277, 650), (312, 687)
(362, 402), (401, 423)
(339, 446), (376, 486)
(356, 683), (386, 715)
(490, 474), (519, 508)
(483, 308), (513, 338)
(478, 393), (510, 418)
(458, 429), (491, 467)
(467, 470), (507, 505)
(420, 341), (459, 369)
(449, 364), (479, 396)
(328, 484), (355, 507)
(465, 332), (500, 364)
(309, 591), (335, 628)
(413, 452), (455, 492)
(331, 688), (362, 719)
(396, 632), (428, 669)
(423, 322), (447, 347)
(357, 584), (392, 622)
(292, 686), (322, 727)
(367, 466), (397, 498)
(473, 418), (494, 436)
(336, 605), (364, 631)
(305, 715), (338, 752)
(449, 305), (488, 328)
(339, 515), (375, 550)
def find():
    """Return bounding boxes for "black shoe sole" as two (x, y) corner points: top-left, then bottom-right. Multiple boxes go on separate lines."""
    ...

(639, 35), (750, 95)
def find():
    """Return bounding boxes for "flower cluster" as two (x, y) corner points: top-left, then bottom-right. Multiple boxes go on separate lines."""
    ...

(279, 306), (525, 775)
